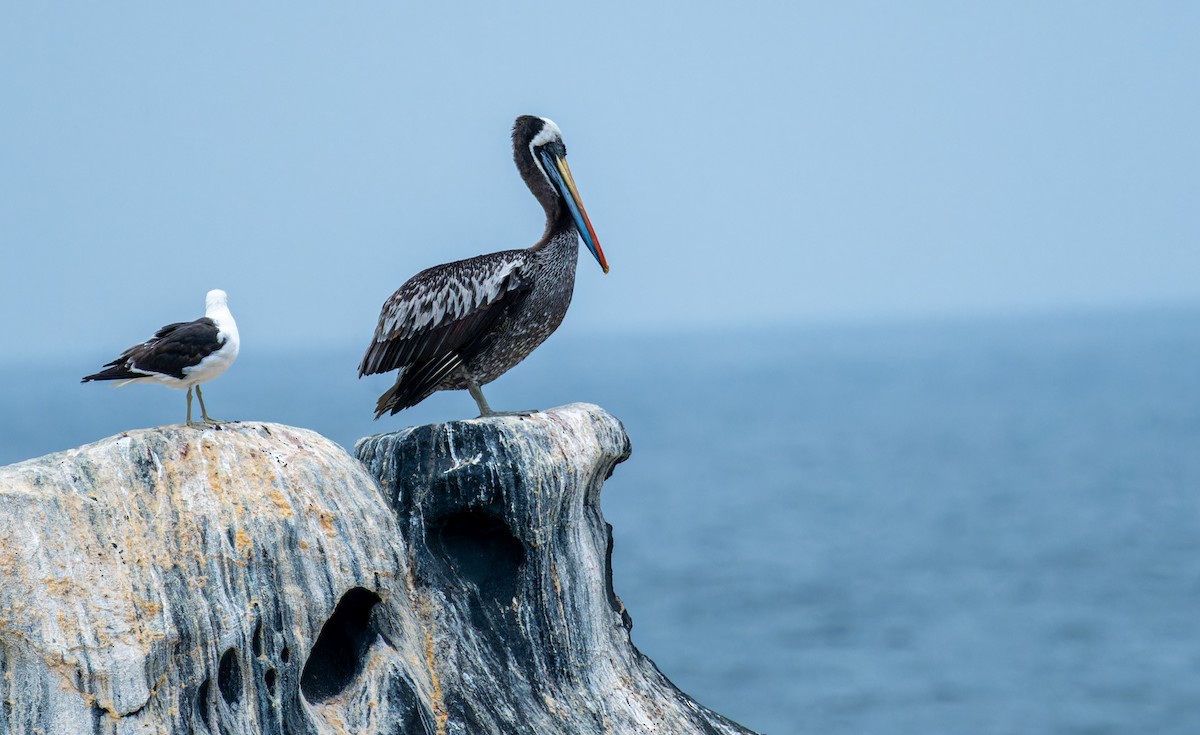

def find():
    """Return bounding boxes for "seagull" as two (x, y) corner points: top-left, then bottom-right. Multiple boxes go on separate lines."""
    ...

(82, 289), (240, 426)
(359, 115), (608, 418)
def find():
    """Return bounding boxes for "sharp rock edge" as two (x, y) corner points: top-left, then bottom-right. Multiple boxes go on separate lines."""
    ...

(0, 405), (759, 734)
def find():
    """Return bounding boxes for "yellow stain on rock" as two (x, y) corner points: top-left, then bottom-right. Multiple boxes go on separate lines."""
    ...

(234, 528), (253, 554)
(416, 595), (449, 735)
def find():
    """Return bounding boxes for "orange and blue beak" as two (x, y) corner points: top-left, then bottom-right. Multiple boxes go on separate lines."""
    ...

(540, 149), (609, 273)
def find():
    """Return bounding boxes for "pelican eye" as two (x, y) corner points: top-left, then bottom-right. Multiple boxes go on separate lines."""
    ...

(537, 141), (567, 159)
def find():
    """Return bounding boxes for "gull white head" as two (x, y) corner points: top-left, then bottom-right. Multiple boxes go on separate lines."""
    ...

(203, 289), (239, 346)
(205, 289), (228, 312)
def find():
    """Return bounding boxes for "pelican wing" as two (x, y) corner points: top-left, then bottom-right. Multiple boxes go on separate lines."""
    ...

(359, 251), (530, 377)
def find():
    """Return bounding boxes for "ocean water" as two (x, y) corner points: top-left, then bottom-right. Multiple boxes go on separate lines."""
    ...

(2, 309), (1199, 734)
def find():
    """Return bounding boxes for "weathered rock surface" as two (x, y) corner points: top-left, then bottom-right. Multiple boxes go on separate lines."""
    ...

(0, 404), (758, 734)
(356, 403), (756, 734)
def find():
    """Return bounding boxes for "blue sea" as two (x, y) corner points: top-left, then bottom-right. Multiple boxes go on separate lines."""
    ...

(2, 308), (1199, 735)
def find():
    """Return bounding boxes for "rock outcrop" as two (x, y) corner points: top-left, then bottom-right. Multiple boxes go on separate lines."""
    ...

(0, 404), (757, 734)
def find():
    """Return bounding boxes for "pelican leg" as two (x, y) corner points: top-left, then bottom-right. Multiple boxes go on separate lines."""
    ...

(185, 386), (195, 426)
(466, 379), (535, 418)
(467, 380), (495, 417)
(195, 385), (222, 424)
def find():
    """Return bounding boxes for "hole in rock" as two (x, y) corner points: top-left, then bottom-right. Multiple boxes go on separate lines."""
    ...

(281, 646), (290, 663)
(196, 679), (212, 730)
(265, 668), (277, 696)
(300, 587), (381, 703)
(252, 620), (263, 657)
(432, 508), (525, 604)
(217, 648), (242, 705)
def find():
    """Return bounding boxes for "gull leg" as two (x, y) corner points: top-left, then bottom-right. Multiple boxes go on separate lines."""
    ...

(195, 385), (222, 424)
(186, 387), (195, 426)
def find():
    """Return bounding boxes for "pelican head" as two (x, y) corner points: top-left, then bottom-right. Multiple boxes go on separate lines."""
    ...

(514, 115), (608, 274)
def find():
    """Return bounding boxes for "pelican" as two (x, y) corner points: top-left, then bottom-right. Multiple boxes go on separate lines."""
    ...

(82, 289), (240, 426)
(359, 115), (608, 418)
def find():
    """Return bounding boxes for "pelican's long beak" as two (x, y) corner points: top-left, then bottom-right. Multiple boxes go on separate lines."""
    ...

(540, 150), (609, 273)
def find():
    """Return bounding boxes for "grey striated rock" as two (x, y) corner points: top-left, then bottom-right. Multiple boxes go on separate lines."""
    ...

(0, 404), (758, 734)
(356, 403), (756, 734)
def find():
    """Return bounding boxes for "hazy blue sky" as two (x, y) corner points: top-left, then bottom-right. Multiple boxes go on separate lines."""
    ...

(1, 3), (1197, 360)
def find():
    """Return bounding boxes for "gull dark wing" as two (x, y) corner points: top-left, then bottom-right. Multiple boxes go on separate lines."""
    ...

(82, 318), (223, 382)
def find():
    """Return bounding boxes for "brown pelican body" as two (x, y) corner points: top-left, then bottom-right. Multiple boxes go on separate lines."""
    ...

(359, 116), (608, 418)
